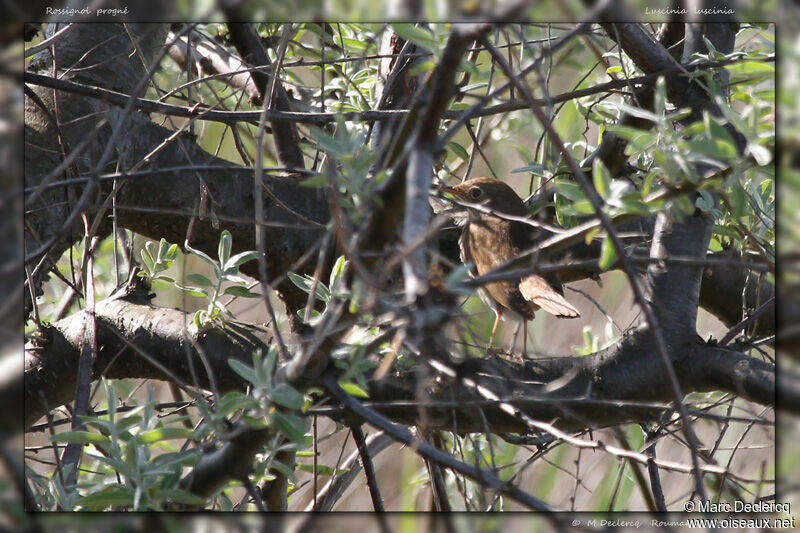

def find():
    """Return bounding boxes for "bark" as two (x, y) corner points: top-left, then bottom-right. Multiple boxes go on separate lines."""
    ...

(20, 294), (788, 437)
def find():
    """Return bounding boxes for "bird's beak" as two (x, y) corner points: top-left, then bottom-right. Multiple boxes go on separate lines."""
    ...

(439, 185), (459, 198)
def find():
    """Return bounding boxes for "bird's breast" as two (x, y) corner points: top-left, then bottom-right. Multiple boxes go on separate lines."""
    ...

(461, 218), (535, 320)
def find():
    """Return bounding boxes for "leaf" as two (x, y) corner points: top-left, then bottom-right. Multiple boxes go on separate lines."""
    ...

(339, 381), (369, 398)
(165, 243), (179, 261)
(654, 76), (667, 117)
(287, 272), (312, 292)
(186, 273), (214, 287)
(683, 136), (736, 160)
(446, 141), (470, 163)
(136, 427), (196, 444)
(224, 250), (260, 272)
(145, 241), (157, 265)
(76, 485), (134, 510)
(584, 227), (601, 246)
(695, 189), (717, 214)
(158, 238), (172, 263)
(86, 452), (136, 479)
(228, 358), (257, 385)
(296, 463), (348, 476)
(140, 249), (155, 275)
(173, 283), (209, 298)
(730, 182), (747, 218)
(223, 285), (261, 298)
(725, 60), (774, 82)
(606, 125), (657, 154)
(512, 163), (547, 176)
(218, 230), (232, 266)
(616, 105), (660, 124)
(552, 180), (587, 202)
(598, 235), (618, 271)
(271, 412), (307, 443)
(391, 23), (437, 51)
(747, 142), (772, 166)
(592, 158), (611, 199)
(328, 255), (348, 291)
(216, 392), (259, 415)
(184, 240), (221, 277)
(287, 272), (329, 302)
(51, 431), (111, 447)
(268, 384), (306, 410)
(311, 127), (344, 158)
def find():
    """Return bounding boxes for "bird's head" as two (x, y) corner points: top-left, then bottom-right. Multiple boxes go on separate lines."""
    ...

(441, 177), (529, 217)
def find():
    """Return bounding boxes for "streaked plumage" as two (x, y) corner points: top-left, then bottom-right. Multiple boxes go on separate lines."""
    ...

(444, 177), (579, 354)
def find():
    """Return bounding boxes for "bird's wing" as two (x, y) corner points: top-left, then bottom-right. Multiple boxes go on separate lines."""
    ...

(518, 274), (580, 318)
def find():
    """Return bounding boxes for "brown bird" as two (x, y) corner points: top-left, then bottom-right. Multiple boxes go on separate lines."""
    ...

(443, 177), (580, 357)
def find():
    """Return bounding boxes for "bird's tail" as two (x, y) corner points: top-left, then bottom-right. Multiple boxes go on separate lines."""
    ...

(519, 275), (580, 318)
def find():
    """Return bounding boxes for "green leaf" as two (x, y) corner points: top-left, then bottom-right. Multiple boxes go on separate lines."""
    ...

(165, 243), (179, 261)
(186, 273), (214, 287)
(86, 452), (136, 479)
(223, 285), (261, 298)
(173, 283), (209, 298)
(606, 125), (657, 154)
(216, 392), (259, 415)
(512, 163), (547, 176)
(592, 158), (611, 199)
(654, 76), (667, 117)
(296, 463), (348, 476)
(76, 485), (134, 510)
(268, 384), (306, 410)
(184, 241), (221, 277)
(339, 381), (369, 398)
(552, 180), (587, 202)
(51, 431), (111, 447)
(225, 250), (260, 272)
(287, 272), (329, 302)
(145, 241), (157, 265)
(228, 358), (257, 385)
(311, 128), (344, 157)
(730, 183), (747, 218)
(157, 238), (169, 262)
(446, 141), (470, 163)
(683, 136), (737, 160)
(391, 23), (437, 51)
(136, 427), (196, 444)
(725, 60), (774, 82)
(218, 230), (232, 265)
(598, 235), (618, 271)
(271, 412), (307, 443)
(140, 248), (155, 275)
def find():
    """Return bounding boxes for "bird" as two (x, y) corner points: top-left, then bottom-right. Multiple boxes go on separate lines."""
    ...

(442, 177), (580, 357)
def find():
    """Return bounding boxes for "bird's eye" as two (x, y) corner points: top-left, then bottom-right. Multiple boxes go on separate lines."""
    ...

(469, 187), (482, 199)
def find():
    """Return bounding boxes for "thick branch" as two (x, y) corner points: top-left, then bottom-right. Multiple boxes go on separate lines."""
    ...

(223, 21), (306, 171)
(23, 295), (271, 429)
(21, 298), (789, 436)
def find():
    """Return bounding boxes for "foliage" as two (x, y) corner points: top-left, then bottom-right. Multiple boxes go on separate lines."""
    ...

(140, 231), (261, 328)
(22, 21), (777, 514)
